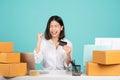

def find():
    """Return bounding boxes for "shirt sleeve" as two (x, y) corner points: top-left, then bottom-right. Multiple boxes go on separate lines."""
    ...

(34, 50), (43, 64)
(33, 39), (44, 64)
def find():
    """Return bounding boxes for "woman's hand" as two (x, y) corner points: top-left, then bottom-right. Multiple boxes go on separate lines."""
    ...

(37, 34), (43, 41)
(62, 45), (72, 55)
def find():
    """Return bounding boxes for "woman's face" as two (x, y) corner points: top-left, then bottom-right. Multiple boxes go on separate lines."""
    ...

(49, 20), (63, 38)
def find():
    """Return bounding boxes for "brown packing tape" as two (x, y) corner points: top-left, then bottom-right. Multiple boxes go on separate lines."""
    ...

(29, 70), (40, 76)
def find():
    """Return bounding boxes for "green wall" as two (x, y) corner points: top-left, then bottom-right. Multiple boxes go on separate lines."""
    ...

(0, 0), (120, 70)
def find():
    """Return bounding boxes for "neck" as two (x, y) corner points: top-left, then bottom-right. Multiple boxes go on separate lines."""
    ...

(51, 37), (59, 49)
(52, 37), (59, 43)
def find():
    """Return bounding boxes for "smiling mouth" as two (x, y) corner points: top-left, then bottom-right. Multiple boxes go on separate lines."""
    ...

(51, 31), (58, 35)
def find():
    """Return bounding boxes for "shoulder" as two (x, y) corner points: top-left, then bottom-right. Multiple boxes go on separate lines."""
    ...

(41, 37), (52, 45)
(40, 37), (47, 46)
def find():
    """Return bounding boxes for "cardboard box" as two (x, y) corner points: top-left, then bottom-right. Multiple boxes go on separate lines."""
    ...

(0, 53), (20, 63)
(0, 63), (27, 77)
(0, 42), (14, 52)
(86, 62), (120, 76)
(83, 45), (111, 72)
(93, 50), (120, 65)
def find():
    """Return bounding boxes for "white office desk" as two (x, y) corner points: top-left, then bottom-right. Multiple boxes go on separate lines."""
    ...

(0, 76), (6, 80)
(2, 70), (120, 80)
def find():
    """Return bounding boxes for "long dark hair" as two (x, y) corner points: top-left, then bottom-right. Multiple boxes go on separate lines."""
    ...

(44, 15), (65, 41)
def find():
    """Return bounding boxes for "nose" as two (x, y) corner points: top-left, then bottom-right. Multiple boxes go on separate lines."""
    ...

(51, 26), (56, 30)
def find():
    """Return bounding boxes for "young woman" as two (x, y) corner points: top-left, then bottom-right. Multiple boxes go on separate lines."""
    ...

(34, 15), (72, 70)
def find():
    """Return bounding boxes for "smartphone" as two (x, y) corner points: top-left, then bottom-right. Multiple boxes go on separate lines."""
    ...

(59, 41), (67, 46)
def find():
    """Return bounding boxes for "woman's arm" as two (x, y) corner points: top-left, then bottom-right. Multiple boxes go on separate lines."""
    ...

(35, 34), (43, 53)
(63, 45), (72, 66)
(66, 52), (71, 66)
(34, 34), (44, 64)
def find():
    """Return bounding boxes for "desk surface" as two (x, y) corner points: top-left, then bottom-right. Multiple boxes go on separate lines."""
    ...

(2, 70), (120, 80)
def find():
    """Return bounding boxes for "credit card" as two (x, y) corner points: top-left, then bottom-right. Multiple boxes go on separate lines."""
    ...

(59, 41), (67, 46)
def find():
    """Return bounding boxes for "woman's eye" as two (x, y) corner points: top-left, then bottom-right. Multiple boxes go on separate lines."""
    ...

(50, 25), (60, 28)
(50, 26), (53, 28)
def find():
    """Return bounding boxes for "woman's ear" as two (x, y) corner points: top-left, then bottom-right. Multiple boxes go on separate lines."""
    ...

(61, 26), (63, 31)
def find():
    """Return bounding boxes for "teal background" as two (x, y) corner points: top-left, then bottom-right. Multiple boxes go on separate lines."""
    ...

(0, 0), (120, 70)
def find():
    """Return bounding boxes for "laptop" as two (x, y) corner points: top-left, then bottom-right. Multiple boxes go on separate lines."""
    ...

(20, 52), (36, 74)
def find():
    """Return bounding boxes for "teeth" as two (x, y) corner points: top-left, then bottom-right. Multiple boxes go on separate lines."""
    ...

(52, 31), (57, 34)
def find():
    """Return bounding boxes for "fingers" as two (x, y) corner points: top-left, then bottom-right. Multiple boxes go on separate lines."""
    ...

(63, 45), (71, 54)
(38, 33), (43, 38)
(37, 33), (44, 40)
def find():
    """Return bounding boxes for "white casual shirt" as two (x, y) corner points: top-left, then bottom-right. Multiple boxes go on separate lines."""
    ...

(34, 37), (72, 70)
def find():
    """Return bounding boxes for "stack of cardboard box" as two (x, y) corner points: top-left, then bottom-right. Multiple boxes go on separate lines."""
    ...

(86, 50), (120, 76)
(0, 42), (27, 77)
